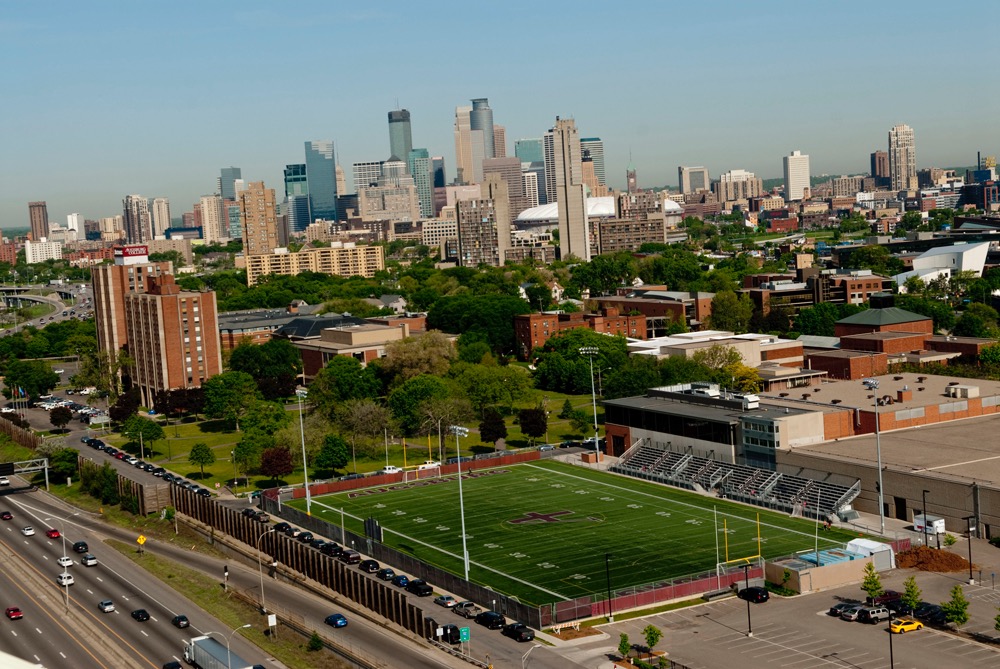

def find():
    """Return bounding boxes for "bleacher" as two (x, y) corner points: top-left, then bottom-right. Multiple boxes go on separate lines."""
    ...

(611, 443), (860, 520)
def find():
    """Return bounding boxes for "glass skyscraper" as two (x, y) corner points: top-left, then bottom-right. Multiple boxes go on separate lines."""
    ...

(219, 167), (242, 201)
(304, 140), (337, 221)
(388, 110), (413, 161)
(408, 148), (434, 218)
(515, 138), (544, 164)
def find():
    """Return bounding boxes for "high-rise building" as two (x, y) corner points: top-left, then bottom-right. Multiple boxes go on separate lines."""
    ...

(336, 164), (347, 197)
(151, 198), (171, 238)
(124, 273), (222, 406)
(353, 161), (385, 192)
(522, 171), (540, 208)
(66, 212), (83, 234)
(678, 166), (710, 195)
(713, 169), (764, 203)
(546, 118), (588, 262)
(453, 106), (485, 184)
(28, 201), (49, 241)
(226, 203), (243, 240)
(388, 109), (413, 162)
(284, 164), (308, 197)
(199, 195), (226, 243)
(431, 157), (446, 188)
(470, 98), (495, 159)
(515, 138), (544, 164)
(580, 138), (606, 186)
(304, 140), (338, 220)
(219, 167), (242, 201)
(407, 149), (434, 218)
(239, 181), (278, 255)
(626, 164), (638, 194)
(456, 174), (511, 268)
(24, 239), (63, 264)
(92, 246), (173, 359)
(871, 150), (890, 186)
(123, 195), (152, 244)
(493, 125), (507, 158)
(888, 125), (917, 191)
(245, 243), (385, 286)
(783, 150), (811, 201)
(483, 157), (528, 217)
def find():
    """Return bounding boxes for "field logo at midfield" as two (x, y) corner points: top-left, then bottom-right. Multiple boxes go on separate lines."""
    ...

(507, 510), (602, 525)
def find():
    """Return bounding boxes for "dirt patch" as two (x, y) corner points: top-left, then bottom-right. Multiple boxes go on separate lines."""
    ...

(547, 625), (603, 640)
(897, 546), (974, 572)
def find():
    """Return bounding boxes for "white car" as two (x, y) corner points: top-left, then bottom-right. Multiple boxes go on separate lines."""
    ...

(81, 554), (98, 567)
(98, 599), (115, 613)
(20, 526), (34, 536)
(125, 457), (139, 466)
(0, 476), (9, 486)
(0, 407), (15, 414)
(378, 465), (402, 475)
(56, 573), (74, 586)
(53, 369), (65, 374)
(417, 461), (442, 470)
(57, 556), (73, 568)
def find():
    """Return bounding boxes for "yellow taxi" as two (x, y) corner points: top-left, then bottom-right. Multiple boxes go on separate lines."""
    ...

(889, 618), (923, 634)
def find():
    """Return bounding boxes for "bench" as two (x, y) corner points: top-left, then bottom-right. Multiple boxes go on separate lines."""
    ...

(549, 621), (581, 634)
(702, 589), (735, 602)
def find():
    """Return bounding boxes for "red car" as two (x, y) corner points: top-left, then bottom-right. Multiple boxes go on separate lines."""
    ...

(45, 529), (60, 539)
(0, 511), (12, 521)
(5, 607), (22, 620)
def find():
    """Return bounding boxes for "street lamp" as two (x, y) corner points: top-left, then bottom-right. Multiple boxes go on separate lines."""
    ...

(256, 528), (275, 613)
(604, 553), (614, 622)
(579, 347), (600, 451)
(863, 378), (885, 535)
(207, 624), (252, 669)
(296, 389), (311, 516)
(451, 425), (470, 581)
(521, 644), (540, 669)
(45, 516), (69, 613)
(741, 564), (753, 637)
(921, 489), (930, 548)
(964, 515), (976, 585)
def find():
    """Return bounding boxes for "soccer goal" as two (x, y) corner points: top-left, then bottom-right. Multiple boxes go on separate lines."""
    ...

(402, 467), (440, 483)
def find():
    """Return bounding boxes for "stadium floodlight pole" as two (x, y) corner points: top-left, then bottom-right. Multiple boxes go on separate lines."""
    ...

(579, 347), (600, 450)
(742, 564), (753, 637)
(921, 489), (930, 548)
(863, 377), (885, 535)
(296, 389), (311, 516)
(604, 553), (614, 623)
(451, 425), (471, 581)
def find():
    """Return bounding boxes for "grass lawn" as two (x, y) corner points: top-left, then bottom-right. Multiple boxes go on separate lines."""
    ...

(288, 460), (857, 607)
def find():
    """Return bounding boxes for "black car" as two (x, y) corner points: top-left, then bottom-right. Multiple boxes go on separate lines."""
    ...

(438, 623), (461, 644)
(196, 488), (211, 497)
(359, 559), (380, 573)
(407, 579), (433, 596)
(273, 522), (291, 534)
(72, 541), (88, 554)
(297, 532), (314, 543)
(320, 542), (343, 557)
(310, 538), (326, 550)
(241, 508), (258, 519)
(475, 611), (506, 629)
(737, 586), (769, 603)
(151, 467), (166, 477)
(376, 568), (396, 581)
(171, 614), (190, 628)
(914, 602), (941, 621)
(131, 609), (150, 622)
(502, 622), (535, 642)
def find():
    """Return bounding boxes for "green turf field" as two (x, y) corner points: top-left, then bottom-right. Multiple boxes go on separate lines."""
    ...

(288, 460), (857, 606)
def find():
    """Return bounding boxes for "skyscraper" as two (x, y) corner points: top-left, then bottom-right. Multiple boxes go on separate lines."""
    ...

(239, 181), (278, 255)
(580, 138), (606, 186)
(284, 164), (311, 234)
(304, 140), (338, 220)
(871, 150), (890, 187)
(388, 109), (413, 161)
(219, 167), (242, 201)
(28, 201), (49, 241)
(199, 195), (226, 243)
(456, 174), (511, 268)
(151, 198), (171, 238)
(66, 212), (83, 234)
(92, 248), (173, 361)
(515, 138), (544, 164)
(483, 157), (528, 217)
(284, 164), (308, 197)
(431, 157), (446, 188)
(408, 149), (434, 218)
(470, 98), (495, 159)
(546, 118), (588, 262)
(626, 164), (638, 194)
(783, 150), (810, 201)
(123, 195), (152, 244)
(454, 106), (485, 184)
(493, 125), (507, 158)
(516, 138), (547, 205)
(678, 166), (710, 194)
(353, 161), (385, 192)
(888, 124), (917, 191)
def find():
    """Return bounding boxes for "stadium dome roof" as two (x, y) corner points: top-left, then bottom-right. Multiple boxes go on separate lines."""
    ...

(516, 195), (682, 222)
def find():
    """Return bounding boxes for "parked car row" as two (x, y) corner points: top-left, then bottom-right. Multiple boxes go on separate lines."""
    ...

(81, 436), (212, 497)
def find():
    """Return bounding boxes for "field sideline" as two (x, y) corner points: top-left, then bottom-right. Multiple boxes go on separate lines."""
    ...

(287, 460), (857, 606)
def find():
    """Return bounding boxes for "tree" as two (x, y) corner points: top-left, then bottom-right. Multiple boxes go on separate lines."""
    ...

(479, 407), (507, 446)
(693, 344), (743, 370)
(518, 406), (548, 445)
(228, 339), (303, 400)
(847, 245), (904, 276)
(860, 562), (883, 602)
(109, 387), (141, 424)
(642, 624), (662, 661)
(426, 294), (532, 355)
(241, 400), (292, 436)
(901, 575), (922, 615)
(188, 442), (216, 479)
(48, 448), (78, 484)
(941, 584), (970, 627)
(260, 447), (294, 485)
(3, 359), (59, 400)
(202, 371), (261, 430)
(450, 362), (532, 415)
(603, 356), (661, 400)
(533, 329), (630, 395)
(307, 631), (323, 652)
(981, 343), (1000, 367)
(232, 431), (268, 481)
(558, 399), (575, 419)
(308, 356), (381, 419)
(122, 415), (164, 456)
(708, 291), (754, 333)
(617, 633), (631, 664)
(378, 331), (457, 386)
(49, 406), (73, 432)
(387, 374), (451, 435)
(314, 434), (350, 475)
(337, 399), (395, 462)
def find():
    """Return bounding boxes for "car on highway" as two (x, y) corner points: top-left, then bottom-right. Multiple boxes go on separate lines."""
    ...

(0, 511), (12, 521)
(475, 611), (506, 630)
(21, 526), (34, 536)
(125, 457), (139, 466)
(320, 542), (342, 557)
(737, 586), (769, 603)
(434, 595), (457, 608)
(390, 574), (409, 588)
(359, 559), (380, 573)
(338, 550), (361, 564)
(0, 477), (9, 486)
(46, 528), (60, 539)
(56, 573), (74, 586)
(325, 613), (348, 628)
(131, 609), (150, 622)
(376, 568), (395, 581)
(172, 614), (190, 628)
(437, 623), (461, 644)
(454, 601), (481, 618)
(406, 579), (433, 597)
(890, 618), (923, 634)
(273, 522), (291, 533)
(81, 554), (98, 566)
(73, 541), (88, 553)
(57, 556), (73, 568)
(297, 531), (314, 543)
(828, 601), (859, 617)
(501, 622), (535, 642)
(5, 607), (22, 620)
(98, 600), (115, 613)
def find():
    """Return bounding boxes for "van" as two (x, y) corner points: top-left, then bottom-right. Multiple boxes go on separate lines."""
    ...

(858, 606), (891, 624)
(338, 550), (362, 564)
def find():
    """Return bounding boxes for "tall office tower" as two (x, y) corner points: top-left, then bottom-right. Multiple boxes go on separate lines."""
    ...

(353, 161), (385, 191)
(431, 157), (446, 188)
(581, 152), (598, 193)
(92, 246), (172, 360)
(28, 201), (49, 241)
(335, 164), (348, 196)
(678, 166), (711, 195)
(626, 164), (638, 193)
(546, 118), (588, 261)
(580, 138), (606, 186)
(888, 124), (917, 191)
(456, 174), (511, 268)
(226, 203), (243, 240)
(123, 195), (152, 244)
(199, 195), (227, 243)
(219, 167), (242, 201)
(124, 273), (222, 406)
(713, 169), (764, 203)
(284, 164), (308, 198)
(284, 164), (311, 233)
(151, 198), (171, 238)
(522, 171), (540, 208)
(453, 106), (485, 184)
(408, 149), (434, 218)
(483, 157), (528, 217)
(493, 125), (507, 158)
(470, 98), (495, 159)
(783, 150), (811, 201)
(871, 150), (890, 186)
(66, 213), (83, 234)
(515, 138), (544, 164)
(304, 140), (338, 220)
(239, 181), (278, 255)
(388, 109), (413, 162)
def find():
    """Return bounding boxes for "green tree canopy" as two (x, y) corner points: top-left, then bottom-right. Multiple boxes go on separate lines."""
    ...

(203, 371), (261, 430)
(314, 434), (350, 475)
(941, 583), (970, 627)
(478, 407), (507, 446)
(387, 374), (451, 435)
(426, 294), (531, 355)
(861, 562), (883, 602)
(448, 362), (532, 415)
(308, 356), (381, 419)
(707, 291), (754, 333)
(376, 331), (457, 387)
(227, 339), (302, 400)
(532, 329), (629, 395)
(3, 359), (59, 400)
(188, 442), (216, 478)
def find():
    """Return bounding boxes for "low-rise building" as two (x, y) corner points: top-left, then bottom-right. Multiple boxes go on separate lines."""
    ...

(514, 307), (646, 360)
(245, 242), (384, 286)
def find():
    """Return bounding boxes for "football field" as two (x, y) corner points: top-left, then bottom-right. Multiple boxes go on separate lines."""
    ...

(289, 460), (856, 606)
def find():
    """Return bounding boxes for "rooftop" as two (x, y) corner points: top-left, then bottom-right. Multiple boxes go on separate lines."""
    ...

(836, 307), (930, 327)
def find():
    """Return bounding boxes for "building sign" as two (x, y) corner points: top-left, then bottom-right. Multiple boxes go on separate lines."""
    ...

(114, 245), (149, 265)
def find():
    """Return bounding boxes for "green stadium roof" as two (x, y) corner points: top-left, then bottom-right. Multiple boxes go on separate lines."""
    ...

(836, 307), (929, 327)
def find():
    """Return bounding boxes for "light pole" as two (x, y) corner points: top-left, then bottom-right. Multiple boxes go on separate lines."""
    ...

(256, 528), (275, 613)
(45, 516), (69, 613)
(296, 389), (311, 516)
(741, 564), (753, 637)
(964, 515), (976, 585)
(207, 624), (251, 669)
(604, 553), (614, 622)
(579, 347), (600, 450)
(921, 489), (930, 548)
(888, 622), (895, 669)
(451, 425), (470, 581)
(863, 378), (885, 535)
(521, 644), (540, 669)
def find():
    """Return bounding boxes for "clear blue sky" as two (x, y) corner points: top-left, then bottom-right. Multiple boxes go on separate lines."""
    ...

(2, 1), (996, 228)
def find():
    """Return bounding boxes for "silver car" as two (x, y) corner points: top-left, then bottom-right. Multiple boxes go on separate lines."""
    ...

(841, 604), (865, 621)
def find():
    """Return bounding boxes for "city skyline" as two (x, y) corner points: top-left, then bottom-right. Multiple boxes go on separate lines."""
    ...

(1, 1), (995, 228)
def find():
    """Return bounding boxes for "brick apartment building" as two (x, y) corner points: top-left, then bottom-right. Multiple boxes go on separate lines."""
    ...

(514, 307), (646, 360)
(595, 288), (714, 334)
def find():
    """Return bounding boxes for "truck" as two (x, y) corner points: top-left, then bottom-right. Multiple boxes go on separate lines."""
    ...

(453, 601), (482, 618)
(913, 513), (946, 537)
(183, 636), (261, 669)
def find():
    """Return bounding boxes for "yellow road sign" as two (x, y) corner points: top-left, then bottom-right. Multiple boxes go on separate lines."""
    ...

(137, 535), (146, 545)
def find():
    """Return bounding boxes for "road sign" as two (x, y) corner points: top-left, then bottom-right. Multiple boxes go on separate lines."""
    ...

(136, 535), (146, 545)
(460, 626), (471, 642)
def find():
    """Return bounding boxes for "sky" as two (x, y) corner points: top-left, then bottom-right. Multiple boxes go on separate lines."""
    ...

(2, 0), (997, 229)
